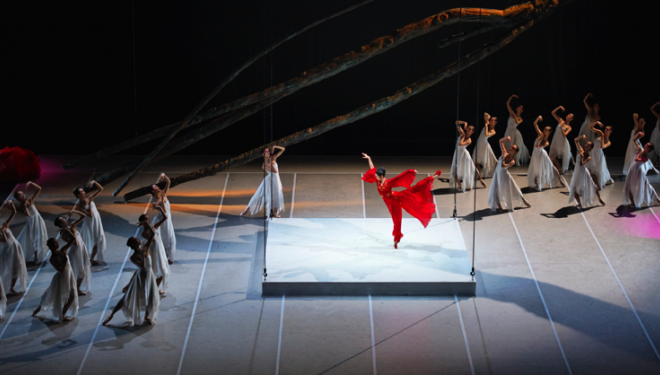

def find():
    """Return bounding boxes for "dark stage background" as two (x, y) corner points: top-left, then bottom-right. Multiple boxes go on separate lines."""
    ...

(4, 0), (658, 160)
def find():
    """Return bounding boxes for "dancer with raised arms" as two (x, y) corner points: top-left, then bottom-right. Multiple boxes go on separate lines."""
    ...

(587, 121), (614, 189)
(472, 113), (498, 178)
(32, 236), (79, 323)
(578, 93), (601, 143)
(623, 114), (647, 175)
(241, 146), (286, 218)
(136, 207), (169, 294)
(527, 116), (567, 191)
(569, 135), (605, 209)
(450, 120), (486, 191)
(149, 173), (176, 264)
(361, 153), (440, 249)
(649, 102), (660, 166)
(488, 136), (531, 212)
(503, 95), (530, 166)
(54, 210), (91, 296)
(549, 106), (573, 174)
(0, 201), (28, 296)
(14, 182), (48, 264)
(103, 232), (160, 326)
(623, 132), (660, 208)
(73, 181), (106, 265)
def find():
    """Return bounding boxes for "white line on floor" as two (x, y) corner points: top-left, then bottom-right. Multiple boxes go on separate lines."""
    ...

(275, 295), (285, 375)
(648, 207), (660, 226)
(454, 295), (474, 375)
(361, 174), (366, 219)
(508, 212), (573, 375)
(428, 173), (441, 219)
(0, 261), (47, 340)
(369, 295), (377, 375)
(290, 173), (297, 218)
(579, 210), (660, 362)
(176, 173), (230, 375)
(76, 197), (153, 375)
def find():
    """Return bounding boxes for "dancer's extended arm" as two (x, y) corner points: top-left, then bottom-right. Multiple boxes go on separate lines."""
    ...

(362, 153), (375, 170)
(632, 132), (644, 155)
(484, 113), (496, 137)
(87, 181), (104, 201)
(271, 145), (286, 162)
(533, 115), (543, 139)
(551, 106), (564, 123)
(651, 102), (660, 120)
(583, 93), (593, 114)
(158, 173), (171, 196)
(507, 95), (521, 123)
(153, 206), (168, 230)
(500, 137), (515, 168)
(26, 181), (41, 204)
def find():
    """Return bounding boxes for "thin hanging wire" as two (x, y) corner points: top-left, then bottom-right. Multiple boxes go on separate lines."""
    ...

(131, 0), (137, 112)
(452, 8), (463, 219)
(470, 8), (483, 279)
(262, 2), (268, 279)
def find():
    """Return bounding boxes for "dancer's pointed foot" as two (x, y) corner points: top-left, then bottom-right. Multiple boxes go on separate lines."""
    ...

(240, 208), (249, 217)
(600, 198), (606, 206)
(523, 200), (531, 208)
(91, 260), (100, 266)
(102, 316), (112, 326)
(77, 290), (87, 296)
(394, 241), (399, 249)
(63, 317), (74, 322)
(480, 179), (486, 188)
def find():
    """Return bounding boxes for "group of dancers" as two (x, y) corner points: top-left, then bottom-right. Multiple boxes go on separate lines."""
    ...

(0, 174), (176, 326)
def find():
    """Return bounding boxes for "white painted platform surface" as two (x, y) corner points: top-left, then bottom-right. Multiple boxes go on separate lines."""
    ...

(263, 218), (475, 296)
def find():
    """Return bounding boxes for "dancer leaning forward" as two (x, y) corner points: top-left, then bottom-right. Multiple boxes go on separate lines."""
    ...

(361, 153), (440, 249)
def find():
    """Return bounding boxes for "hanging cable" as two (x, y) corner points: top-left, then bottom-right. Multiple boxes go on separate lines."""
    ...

(470, 8), (483, 279)
(452, 8), (463, 220)
(262, 2), (268, 279)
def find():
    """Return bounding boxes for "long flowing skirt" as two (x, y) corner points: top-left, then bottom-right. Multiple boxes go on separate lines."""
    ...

(548, 125), (572, 174)
(154, 200), (176, 261)
(246, 172), (285, 216)
(37, 257), (79, 322)
(623, 160), (660, 208)
(450, 145), (477, 192)
(80, 202), (107, 262)
(578, 115), (596, 144)
(137, 227), (170, 290)
(527, 147), (559, 191)
(17, 205), (48, 262)
(650, 122), (660, 166)
(0, 230), (28, 293)
(0, 278), (6, 318)
(503, 120), (530, 165)
(472, 129), (498, 178)
(68, 232), (91, 292)
(120, 257), (160, 326)
(623, 130), (639, 176)
(569, 156), (598, 208)
(586, 139), (612, 190)
(488, 157), (526, 212)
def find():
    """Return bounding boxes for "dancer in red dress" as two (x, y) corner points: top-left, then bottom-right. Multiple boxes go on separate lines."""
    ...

(361, 153), (441, 248)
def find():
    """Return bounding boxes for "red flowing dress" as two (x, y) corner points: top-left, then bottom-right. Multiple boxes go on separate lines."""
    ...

(362, 168), (437, 244)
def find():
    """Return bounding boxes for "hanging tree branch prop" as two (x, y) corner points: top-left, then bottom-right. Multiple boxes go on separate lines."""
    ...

(64, 0), (555, 173)
(123, 19), (539, 201)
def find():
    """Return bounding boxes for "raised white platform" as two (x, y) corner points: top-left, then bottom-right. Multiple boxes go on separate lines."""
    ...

(262, 218), (475, 296)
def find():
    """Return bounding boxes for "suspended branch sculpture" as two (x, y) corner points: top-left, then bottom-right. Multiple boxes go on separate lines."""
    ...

(66, 0), (573, 200)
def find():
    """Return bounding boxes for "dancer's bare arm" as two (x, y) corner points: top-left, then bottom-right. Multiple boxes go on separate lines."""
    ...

(507, 95), (521, 123)
(551, 106), (564, 122)
(589, 121), (604, 138)
(651, 102), (660, 120)
(583, 93), (593, 113)
(153, 206), (168, 229)
(484, 113), (496, 136)
(70, 210), (87, 228)
(86, 181), (103, 201)
(457, 124), (471, 146)
(574, 135), (585, 155)
(158, 173), (171, 196)
(632, 132), (644, 154)
(533, 115), (543, 139)
(362, 153), (375, 169)
(3, 201), (17, 226)
(271, 146), (286, 162)
(26, 181), (41, 204)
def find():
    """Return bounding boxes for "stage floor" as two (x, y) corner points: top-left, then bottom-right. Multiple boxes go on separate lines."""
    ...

(264, 218), (475, 295)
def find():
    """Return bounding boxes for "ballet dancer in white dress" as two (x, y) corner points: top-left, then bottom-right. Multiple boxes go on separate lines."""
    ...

(450, 121), (486, 192)
(549, 106), (574, 174)
(135, 208), (169, 294)
(623, 114), (647, 175)
(14, 182), (48, 264)
(488, 136), (531, 212)
(649, 102), (660, 167)
(103, 233), (160, 326)
(32, 237), (78, 323)
(473, 113), (499, 178)
(623, 132), (660, 208)
(569, 135), (605, 209)
(587, 121), (614, 189)
(73, 181), (106, 265)
(578, 93), (601, 144)
(503, 95), (530, 166)
(241, 146), (286, 218)
(149, 173), (176, 264)
(527, 116), (567, 191)
(0, 202), (28, 296)
(54, 211), (91, 295)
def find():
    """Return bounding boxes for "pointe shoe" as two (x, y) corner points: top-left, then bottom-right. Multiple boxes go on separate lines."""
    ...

(394, 241), (398, 249)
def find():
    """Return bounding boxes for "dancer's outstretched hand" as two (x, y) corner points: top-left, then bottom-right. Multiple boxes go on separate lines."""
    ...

(432, 170), (442, 179)
(362, 153), (370, 159)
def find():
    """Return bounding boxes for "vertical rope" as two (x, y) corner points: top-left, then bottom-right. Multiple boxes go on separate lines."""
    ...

(131, 0), (137, 112)
(452, 8), (463, 219)
(470, 8), (483, 278)
(262, 1), (268, 279)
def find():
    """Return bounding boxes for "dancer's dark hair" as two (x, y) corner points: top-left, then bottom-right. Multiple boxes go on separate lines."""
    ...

(375, 167), (386, 177)
(73, 187), (84, 198)
(138, 214), (149, 222)
(646, 143), (655, 152)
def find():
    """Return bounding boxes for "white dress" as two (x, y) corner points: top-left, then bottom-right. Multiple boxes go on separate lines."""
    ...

(586, 137), (613, 190)
(67, 231), (91, 292)
(578, 113), (596, 144)
(153, 200), (176, 261)
(649, 119), (660, 165)
(569, 155), (598, 208)
(488, 157), (526, 212)
(548, 123), (572, 174)
(0, 229), (28, 293)
(623, 130), (640, 176)
(36, 255), (78, 322)
(17, 204), (48, 263)
(527, 141), (560, 191)
(0, 278), (6, 318)
(120, 255), (160, 326)
(472, 128), (498, 178)
(246, 162), (285, 216)
(623, 157), (660, 208)
(503, 117), (530, 166)
(137, 226), (170, 290)
(450, 142), (478, 192)
(80, 201), (106, 263)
